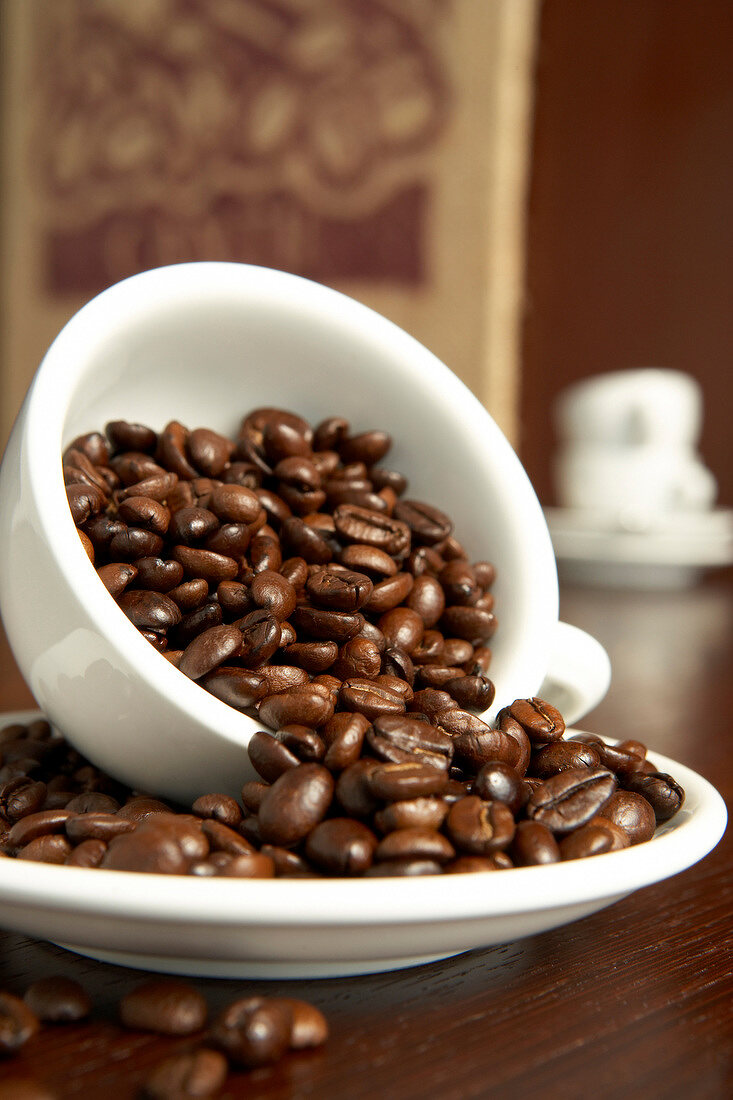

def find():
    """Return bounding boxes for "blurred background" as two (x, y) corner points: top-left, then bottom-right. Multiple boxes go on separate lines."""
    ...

(1, 0), (731, 509)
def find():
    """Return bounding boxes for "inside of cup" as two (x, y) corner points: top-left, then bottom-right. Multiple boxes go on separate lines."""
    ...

(39, 263), (558, 720)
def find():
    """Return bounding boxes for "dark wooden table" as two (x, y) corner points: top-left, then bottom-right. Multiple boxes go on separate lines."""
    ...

(1, 575), (731, 1099)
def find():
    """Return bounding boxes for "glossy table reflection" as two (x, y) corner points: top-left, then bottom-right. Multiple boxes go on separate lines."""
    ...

(1, 576), (732, 1099)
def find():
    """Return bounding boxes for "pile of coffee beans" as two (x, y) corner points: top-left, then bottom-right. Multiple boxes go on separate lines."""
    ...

(0, 973), (327, 1095)
(0, 707), (684, 876)
(63, 407), (498, 729)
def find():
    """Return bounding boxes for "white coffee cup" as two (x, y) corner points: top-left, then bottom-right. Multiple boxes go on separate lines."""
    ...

(555, 368), (704, 448)
(0, 263), (609, 803)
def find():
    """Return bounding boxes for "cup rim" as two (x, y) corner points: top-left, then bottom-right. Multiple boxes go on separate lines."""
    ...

(20, 262), (559, 746)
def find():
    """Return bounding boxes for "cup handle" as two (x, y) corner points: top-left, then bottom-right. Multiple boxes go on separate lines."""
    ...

(537, 621), (612, 728)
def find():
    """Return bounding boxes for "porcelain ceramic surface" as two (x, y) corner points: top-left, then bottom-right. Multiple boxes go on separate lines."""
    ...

(0, 263), (608, 804)
(0, 710), (724, 980)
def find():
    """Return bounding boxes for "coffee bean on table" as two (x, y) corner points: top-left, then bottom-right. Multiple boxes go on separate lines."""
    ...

(23, 977), (91, 1023)
(210, 996), (292, 1067)
(141, 1048), (229, 1099)
(0, 992), (39, 1056)
(119, 979), (207, 1036)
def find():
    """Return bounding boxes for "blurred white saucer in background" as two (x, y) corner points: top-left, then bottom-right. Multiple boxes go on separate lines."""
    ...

(544, 506), (733, 589)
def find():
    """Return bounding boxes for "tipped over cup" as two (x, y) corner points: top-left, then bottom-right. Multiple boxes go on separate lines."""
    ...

(0, 263), (610, 803)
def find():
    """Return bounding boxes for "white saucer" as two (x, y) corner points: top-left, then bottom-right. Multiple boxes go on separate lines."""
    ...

(0, 709), (725, 980)
(544, 507), (733, 588)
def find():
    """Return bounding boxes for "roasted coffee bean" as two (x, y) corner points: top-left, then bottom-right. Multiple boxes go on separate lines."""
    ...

(474, 762), (524, 812)
(7, 809), (76, 850)
(273, 724), (325, 763)
(510, 820), (561, 865)
(258, 684), (334, 729)
(208, 483), (262, 525)
(23, 977), (91, 1023)
(141, 1047), (229, 1099)
(186, 427), (234, 476)
(532, 740), (601, 778)
(393, 499), (452, 545)
(415, 665), (462, 690)
(378, 607), (424, 653)
(439, 560), (480, 605)
(237, 609), (281, 668)
(101, 826), (190, 874)
(120, 979), (207, 1036)
(367, 713), (453, 771)
(0, 778), (47, 821)
(622, 772), (685, 822)
(496, 711), (532, 776)
(250, 570), (297, 621)
(178, 624), (243, 680)
(338, 678), (405, 720)
(333, 504), (411, 556)
(405, 574), (445, 626)
(64, 792), (120, 814)
(508, 697), (565, 744)
(321, 712), (370, 771)
(375, 826), (455, 864)
(560, 818), (630, 861)
(335, 759), (381, 817)
(257, 764), (334, 846)
(65, 813), (135, 843)
(191, 793), (243, 828)
(260, 665), (310, 695)
(328, 637), (381, 681)
(445, 797), (515, 855)
(172, 602), (223, 648)
(440, 606), (497, 645)
(211, 996), (292, 1067)
(370, 466), (408, 495)
(111, 451), (166, 486)
(304, 817), (378, 875)
(118, 496), (170, 534)
(337, 429), (391, 466)
(109, 527), (165, 561)
(134, 557), (185, 593)
(16, 834), (72, 863)
(381, 645), (415, 686)
(65, 838), (107, 867)
(205, 522), (251, 557)
(202, 666), (267, 708)
(0, 992), (39, 1055)
(67, 429), (112, 466)
(66, 483), (107, 525)
(410, 688), (457, 719)
(313, 416), (349, 451)
(167, 577), (209, 612)
(405, 628), (443, 665)
(291, 605), (364, 643)
(172, 545), (238, 583)
(247, 731), (300, 783)
(106, 419), (156, 453)
(600, 790), (656, 844)
(465, 644), (492, 675)
(362, 572), (413, 614)
(339, 543), (397, 578)
(306, 567), (373, 611)
(280, 640), (338, 675)
(445, 674), (495, 711)
(366, 761), (449, 801)
(373, 796), (449, 833)
(280, 516), (333, 563)
(526, 768), (617, 834)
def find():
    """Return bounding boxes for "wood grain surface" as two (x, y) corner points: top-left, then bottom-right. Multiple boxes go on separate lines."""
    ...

(0, 574), (731, 1099)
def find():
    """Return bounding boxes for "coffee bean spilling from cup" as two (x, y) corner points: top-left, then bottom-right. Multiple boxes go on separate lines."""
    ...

(63, 408), (499, 726)
(0, 711), (684, 876)
(0, 972), (328, 1092)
